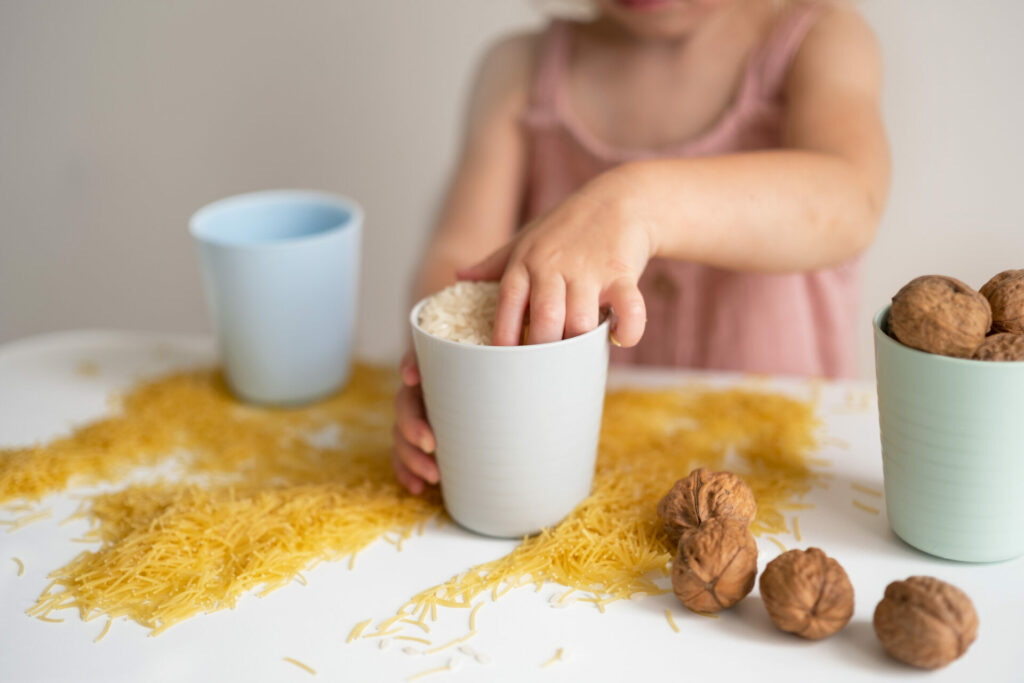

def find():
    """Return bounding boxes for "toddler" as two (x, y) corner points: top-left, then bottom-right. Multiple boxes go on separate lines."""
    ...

(393, 0), (889, 493)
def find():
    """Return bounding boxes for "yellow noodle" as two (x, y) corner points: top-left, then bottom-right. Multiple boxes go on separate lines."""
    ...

(12, 556), (24, 576)
(401, 618), (430, 633)
(94, 618), (112, 643)
(346, 619), (371, 643)
(362, 628), (402, 639)
(469, 602), (483, 631)
(664, 609), (679, 633)
(423, 631), (476, 655)
(4, 509), (52, 532)
(282, 657), (316, 676)
(851, 483), (883, 498)
(579, 597), (608, 613)
(793, 516), (802, 542)
(433, 599), (470, 609)
(395, 635), (431, 645)
(375, 614), (405, 631)
(853, 500), (880, 515)
(542, 647), (565, 668)
(406, 662), (451, 682)
(767, 537), (788, 553)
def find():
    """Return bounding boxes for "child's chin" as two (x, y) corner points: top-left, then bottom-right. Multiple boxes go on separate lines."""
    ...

(613, 17), (705, 41)
(602, 0), (714, 38)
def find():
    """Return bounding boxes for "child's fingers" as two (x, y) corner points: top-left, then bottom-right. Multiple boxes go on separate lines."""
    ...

(395, 385), (435, 454)
(391, 446), (425, 495)
(492, 266), (530, 346)
(604, 278), (646, 347)
(564, 281), (601, 338)
(526, 276), (566, 345)
(457, 243), (513, 282)
(392, 425), (440, 484)
(400, 350), (420, 387)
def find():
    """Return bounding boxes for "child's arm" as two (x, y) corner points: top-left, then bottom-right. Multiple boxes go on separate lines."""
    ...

(462, 6), (889, 348)
(394, 33), (534, 494)
(410, 34), (534, 300)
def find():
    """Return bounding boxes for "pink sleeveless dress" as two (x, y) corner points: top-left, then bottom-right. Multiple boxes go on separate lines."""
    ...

(520, 3), (860, 378)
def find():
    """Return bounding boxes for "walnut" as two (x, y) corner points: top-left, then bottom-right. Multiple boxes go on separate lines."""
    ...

(889, 275), (991, 358)
(758, 548), (854, 640)
(972, 332), (1024, 361)
(873, 576), (979, 670)
(671, 518), (757, 612)
(657, 468), (757, 548)
(980, 269), (1024, 334)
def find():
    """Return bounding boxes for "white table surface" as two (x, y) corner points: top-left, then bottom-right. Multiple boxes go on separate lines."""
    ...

(0, 330), (1021, 683)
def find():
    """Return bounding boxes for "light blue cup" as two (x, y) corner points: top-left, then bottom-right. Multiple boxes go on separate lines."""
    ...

(874, 305), (1024, 562)
(190, 190), (362, 405)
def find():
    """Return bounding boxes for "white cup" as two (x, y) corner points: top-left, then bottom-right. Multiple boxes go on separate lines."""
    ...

(410, 299), (610, 537)
(190, 190), (362, 405)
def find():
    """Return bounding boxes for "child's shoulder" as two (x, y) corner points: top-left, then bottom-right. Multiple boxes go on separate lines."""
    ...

(475, 28), (544, 87)
(784, 1), (882, 91)
(798, 1), (880, 61)
(481, 28), (543, 62)
(466, 28), (547, 122)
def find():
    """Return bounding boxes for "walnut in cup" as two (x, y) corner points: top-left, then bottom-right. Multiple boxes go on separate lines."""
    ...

(889, 275), (991, 358)
(972, 332), (1024, 361)
(980, 269), (1024, 334)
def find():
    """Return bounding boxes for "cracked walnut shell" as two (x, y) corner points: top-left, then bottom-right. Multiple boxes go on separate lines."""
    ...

(657, 468), (757, 548)
(671, 518), (757, 613)
(972, 332), (1024, 361)
(980, 269), (1024, 334)
(759, 547), (854, 640)
(873, 576), (978, 670)
(889, 275), (991, 358)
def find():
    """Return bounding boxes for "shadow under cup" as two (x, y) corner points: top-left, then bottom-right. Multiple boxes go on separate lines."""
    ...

(874, 306), (1024, 562)
(190, 190), (362, 405)
(411, 301), (611, 538)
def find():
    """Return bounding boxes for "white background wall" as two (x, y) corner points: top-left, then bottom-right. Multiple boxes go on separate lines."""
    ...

(2, 1), (1022, 378)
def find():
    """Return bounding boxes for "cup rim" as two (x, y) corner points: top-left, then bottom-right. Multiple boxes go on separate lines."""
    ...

(874, 304), (1024, 367)
(189, 189), (363, 251)
(410, 296), (611, 352)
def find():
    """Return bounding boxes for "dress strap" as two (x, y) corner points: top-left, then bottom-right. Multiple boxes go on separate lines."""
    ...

(523, 21), (572, 127)
(753, 1), (827, 97)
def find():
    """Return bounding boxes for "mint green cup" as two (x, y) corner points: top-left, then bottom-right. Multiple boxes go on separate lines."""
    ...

(874, 306), (1024, 562)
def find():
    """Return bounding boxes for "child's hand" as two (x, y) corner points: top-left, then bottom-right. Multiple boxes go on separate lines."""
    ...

(458, 175), (652, 347)
(391, 351), (438, 495)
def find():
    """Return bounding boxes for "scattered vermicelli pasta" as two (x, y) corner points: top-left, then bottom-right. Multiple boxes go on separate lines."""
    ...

(0, 364), (822, 636)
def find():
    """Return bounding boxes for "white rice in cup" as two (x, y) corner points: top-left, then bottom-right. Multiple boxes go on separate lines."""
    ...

(417, 281), (500, 345)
